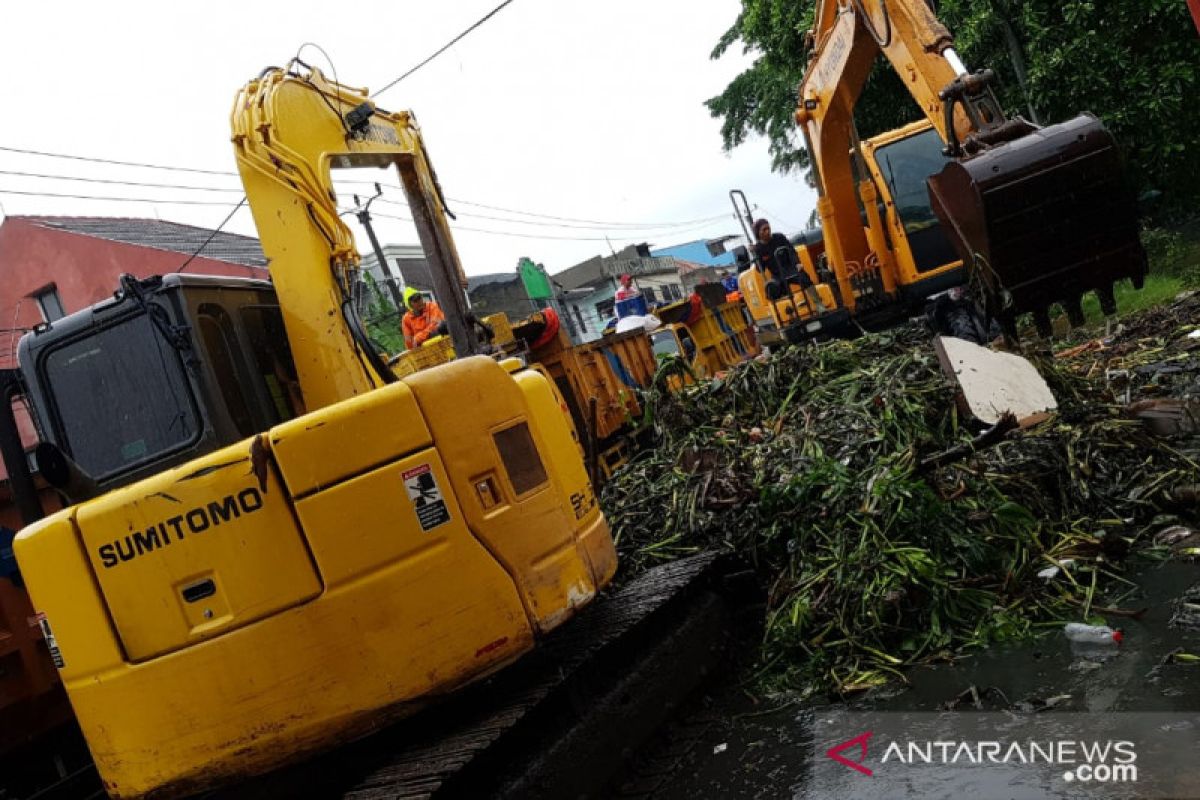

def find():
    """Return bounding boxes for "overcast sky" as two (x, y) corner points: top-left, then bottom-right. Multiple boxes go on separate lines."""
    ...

(0, 0), (818, 278)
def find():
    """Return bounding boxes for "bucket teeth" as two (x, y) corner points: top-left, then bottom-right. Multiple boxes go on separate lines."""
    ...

(1032, 307), (1053, 340)
(927, 113), (1147, 342)
(1064, 296), (1086, 328)
(1097, 283), (1118, 317)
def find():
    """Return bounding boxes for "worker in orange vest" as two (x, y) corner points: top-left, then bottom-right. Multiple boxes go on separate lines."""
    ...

(401, 288), (446, 349)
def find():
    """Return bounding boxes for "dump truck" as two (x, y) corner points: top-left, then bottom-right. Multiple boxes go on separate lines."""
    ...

(649, 289), (761, 378)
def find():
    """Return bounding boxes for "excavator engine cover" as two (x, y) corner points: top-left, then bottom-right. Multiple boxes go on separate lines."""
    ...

(927, 113), (1147, 330)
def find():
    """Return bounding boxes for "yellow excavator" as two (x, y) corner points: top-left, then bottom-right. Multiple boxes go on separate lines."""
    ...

(741, 0), (1148, 345)
(3, 65), (663, 799)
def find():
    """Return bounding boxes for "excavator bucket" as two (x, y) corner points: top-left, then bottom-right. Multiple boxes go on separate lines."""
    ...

(927, 113), (1148, 335)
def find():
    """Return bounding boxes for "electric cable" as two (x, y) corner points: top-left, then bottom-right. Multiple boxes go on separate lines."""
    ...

(0, 145), (232, 176)
(372, 0), (516, 98)
(1, 144), (736, 229)
(0, 168), (241, 193)
(440, 197), (733, 228)
(177, 197), (249, 272)
(370, 210), (732, 243)
(373, 197), (728, 232)
(0, 188), (239, 206)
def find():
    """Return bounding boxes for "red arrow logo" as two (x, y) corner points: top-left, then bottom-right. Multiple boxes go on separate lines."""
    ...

(826, 731), (874, 776)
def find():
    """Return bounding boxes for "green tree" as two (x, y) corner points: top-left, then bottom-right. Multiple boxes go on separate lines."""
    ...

(362, 272), (406, 355)
(708, 0), (1200, 216)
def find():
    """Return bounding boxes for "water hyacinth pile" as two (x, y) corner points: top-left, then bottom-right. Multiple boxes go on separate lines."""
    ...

(602, 321), (1199, 698)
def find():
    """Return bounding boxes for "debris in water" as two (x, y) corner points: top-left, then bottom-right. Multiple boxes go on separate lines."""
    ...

(604, 296), (1200, 698)
(1063, 622), (1123, 645)
(1037, 558), (1076, 581)
(1170, 585), (1200, 631)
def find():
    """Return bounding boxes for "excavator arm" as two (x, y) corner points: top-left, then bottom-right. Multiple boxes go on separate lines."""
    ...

(232, 64), (475, 412)
(796, 0), (1147, 337)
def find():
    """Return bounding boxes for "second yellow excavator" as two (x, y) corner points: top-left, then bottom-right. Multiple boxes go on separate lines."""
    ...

(743, 0), (1148, 344)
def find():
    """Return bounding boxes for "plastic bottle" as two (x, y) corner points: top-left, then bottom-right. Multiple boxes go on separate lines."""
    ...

(1063, 622), (1123, 645)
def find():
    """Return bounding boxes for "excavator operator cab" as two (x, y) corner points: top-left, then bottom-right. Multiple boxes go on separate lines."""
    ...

(17, 274), (299, 497)
(844, 120), (964, 311)
(864, 125), (960, 277)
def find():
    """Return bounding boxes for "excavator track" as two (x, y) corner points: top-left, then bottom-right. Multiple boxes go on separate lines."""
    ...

(214, 552), (756, 800)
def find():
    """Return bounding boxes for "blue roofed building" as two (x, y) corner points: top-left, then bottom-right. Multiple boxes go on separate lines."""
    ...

(650, 235), (739, 267)
(652, 235), (745, 289)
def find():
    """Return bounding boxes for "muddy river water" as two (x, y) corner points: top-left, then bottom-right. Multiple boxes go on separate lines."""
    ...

(642, 560), (1200, 799)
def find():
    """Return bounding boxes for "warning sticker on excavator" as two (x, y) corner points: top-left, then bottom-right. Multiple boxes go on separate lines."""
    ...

(402, 464), (450, 532)
(35, 612), (64, 669)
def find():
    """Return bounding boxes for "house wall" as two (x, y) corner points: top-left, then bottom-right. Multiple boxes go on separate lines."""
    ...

(565, 282), (615, 343)
(0, 218), (265, 370)
(632, 274), (687, 306)
(0, 218), (267, 485)
(360, 243), (429, 303)
(680, 265), (729, 290)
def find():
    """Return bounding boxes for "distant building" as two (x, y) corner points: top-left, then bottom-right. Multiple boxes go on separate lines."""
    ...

(650, 236), (740, 268)
(0, 216), (268, 371)
(359, 243), (432, 304)
(467, 273), (536, 321)
(465, 258), (557, 323)
(676, 259), (732, 290)
(550, 244), (685, 343)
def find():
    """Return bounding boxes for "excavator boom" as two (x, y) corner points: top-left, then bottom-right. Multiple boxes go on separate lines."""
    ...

(797, 0), (1147, 336)
(231, 65), (475, 411)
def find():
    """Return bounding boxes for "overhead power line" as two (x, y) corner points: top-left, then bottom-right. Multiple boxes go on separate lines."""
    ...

(179, 197), (248, 272)
(371, 210), (729, 244)
(0, 144), (733, 230)
(371, 0), (516, 98)
(0, 168), (241, 193)
(0, 143), (745, 244)
(440, 197), (731, 229)
(0, 145), (232, 176)
(374, 197), (728, 232)
(0, 188), (245, 206)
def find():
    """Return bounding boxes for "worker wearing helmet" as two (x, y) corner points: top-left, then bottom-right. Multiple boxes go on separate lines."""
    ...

(401, 288), (446, 349)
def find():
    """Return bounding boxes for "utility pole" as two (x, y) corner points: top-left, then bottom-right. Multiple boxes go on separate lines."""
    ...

(352, 184), (407, 312)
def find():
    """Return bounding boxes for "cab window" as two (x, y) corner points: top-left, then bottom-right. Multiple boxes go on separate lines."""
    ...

(43, 314), (200, 480)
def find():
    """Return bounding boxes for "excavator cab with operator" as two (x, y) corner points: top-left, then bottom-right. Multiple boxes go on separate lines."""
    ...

(793, 0), (1147, 341)
(9, 64), (616, 798)
(730, 189), (844, 345)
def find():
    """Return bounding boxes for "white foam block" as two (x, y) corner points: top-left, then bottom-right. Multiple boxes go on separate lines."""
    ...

(933, 336), (1057, 426)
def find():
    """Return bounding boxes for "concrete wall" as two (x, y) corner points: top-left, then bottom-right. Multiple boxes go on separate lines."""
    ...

(563, 282), (615, 343)
(469, 278), (543, 322)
